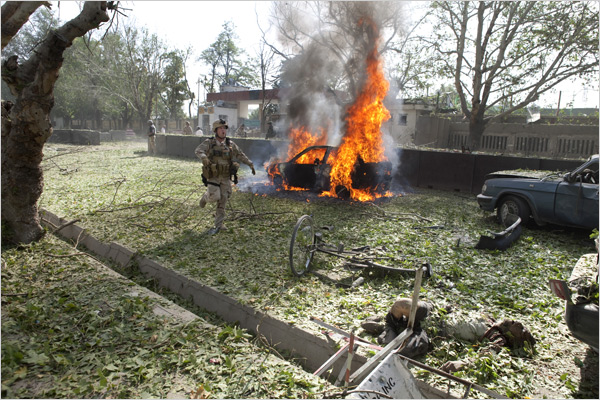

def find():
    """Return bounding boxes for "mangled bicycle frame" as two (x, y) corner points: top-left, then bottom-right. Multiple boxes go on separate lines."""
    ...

(289, 215), (432, 278)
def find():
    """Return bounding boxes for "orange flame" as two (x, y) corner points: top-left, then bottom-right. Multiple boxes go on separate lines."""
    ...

(322, 34), (390, 201)
(266, 126), (328, 191)
(269, 20), (392, 201)
(287, 126), (328, 163)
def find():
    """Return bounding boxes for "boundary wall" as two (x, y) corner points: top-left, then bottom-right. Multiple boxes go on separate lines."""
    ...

(47, 132), (587, 195)
(416, 116), (598, 159)
(152, 135), (584, 195)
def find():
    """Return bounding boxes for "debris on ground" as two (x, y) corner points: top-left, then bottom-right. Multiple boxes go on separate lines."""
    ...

(361, 298), (434, 359)
(360, 315), (384, 335)
(440, 360), (469, 373)
(482, 319), (536, 349)
(442, 315), (491, 342)
(475, 217), (522, 251)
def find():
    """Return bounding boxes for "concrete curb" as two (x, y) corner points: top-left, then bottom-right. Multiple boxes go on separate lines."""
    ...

(38, 211), (203, 325)
(39, 209), (367, 374)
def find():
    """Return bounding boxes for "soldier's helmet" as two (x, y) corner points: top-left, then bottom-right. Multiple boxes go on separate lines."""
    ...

(212, 119), (228, 133)
(148, 120), (153, 125)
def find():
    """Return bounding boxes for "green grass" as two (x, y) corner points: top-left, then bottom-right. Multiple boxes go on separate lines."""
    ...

(13, 141), (598, 398)
(1, 234), (329, 399)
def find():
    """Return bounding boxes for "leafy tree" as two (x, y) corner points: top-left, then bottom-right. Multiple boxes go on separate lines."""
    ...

(198, 21), (256, 93)
(255, 40), (281, 132)
(1, 4), (58, 60)
(120, 24), (170, 122)
(425, 1), (599, 150)
(53, 37), (114, 128)
(178, 46), (196, 119)
(160, 51), (188, 119)
(1, 1), (114, 244)
(54, 22), (182, 128)
(199, 46), (220, 94)
(1, 5), (59, 103)
(386, 4), (436, 99)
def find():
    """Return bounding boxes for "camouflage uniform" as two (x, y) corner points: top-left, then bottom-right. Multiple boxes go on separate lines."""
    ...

(147, 120), (156, 154)
(183, 122), (193, 135)
(195, 122), (254, 231)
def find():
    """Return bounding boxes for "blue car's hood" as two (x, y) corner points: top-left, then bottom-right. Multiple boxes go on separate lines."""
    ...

(485, 169), (564, 181)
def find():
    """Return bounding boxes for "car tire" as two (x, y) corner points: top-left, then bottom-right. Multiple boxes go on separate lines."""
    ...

(498, 195), (530, 226)
(335, 185), (351, 200)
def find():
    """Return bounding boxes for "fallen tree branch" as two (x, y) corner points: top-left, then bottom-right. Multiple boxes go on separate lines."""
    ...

(43, 251), (101, 264)
(51, 218), (81, 234)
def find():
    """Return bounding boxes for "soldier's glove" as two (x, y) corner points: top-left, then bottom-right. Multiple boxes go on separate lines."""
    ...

(202, 158), (210, 167)
(251, 165), (256, 175)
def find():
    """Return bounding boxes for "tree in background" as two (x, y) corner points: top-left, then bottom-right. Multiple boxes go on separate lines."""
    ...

(53, 22), (187, 129)
(53, 36), (118, 129)
(161, 51), (188, 120)
(256, 40), (280, 133)
(1, 1), (114, 244)
(178, 46), (196, 119)
(1, 4), (58, 103)
(121, 25), (169, 123)
(198, 21), (257, 94)
(426, 1), (599, 150)
(386, 3), (436, 100)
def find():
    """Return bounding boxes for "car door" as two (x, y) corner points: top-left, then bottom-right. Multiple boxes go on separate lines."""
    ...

(283, 147), (328, 189)
(555, 181), (599, 229)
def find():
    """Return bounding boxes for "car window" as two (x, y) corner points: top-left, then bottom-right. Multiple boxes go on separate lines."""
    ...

(294, 148), (328, 165)
(575, 159), (599, 184)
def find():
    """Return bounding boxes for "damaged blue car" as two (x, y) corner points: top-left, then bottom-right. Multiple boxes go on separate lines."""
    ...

(477, 155), (599, 230)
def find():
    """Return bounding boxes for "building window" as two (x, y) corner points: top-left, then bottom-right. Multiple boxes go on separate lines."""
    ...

(398, 114), (408, 126)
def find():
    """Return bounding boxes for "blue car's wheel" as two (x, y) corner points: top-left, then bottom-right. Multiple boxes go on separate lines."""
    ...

(498, 195), (530, 226)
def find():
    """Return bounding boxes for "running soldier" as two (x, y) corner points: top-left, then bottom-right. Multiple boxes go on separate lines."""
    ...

(195, 119), (255, 234)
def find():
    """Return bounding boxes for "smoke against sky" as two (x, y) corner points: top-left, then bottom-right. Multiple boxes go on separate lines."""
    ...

(276, 2), (403, 158)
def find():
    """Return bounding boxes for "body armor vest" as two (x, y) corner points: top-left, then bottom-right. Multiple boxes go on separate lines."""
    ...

(207, 138), (233, 178)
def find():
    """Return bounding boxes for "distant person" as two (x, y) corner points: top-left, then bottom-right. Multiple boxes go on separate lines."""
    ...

(235, 123), (246, 138)
(195, 119), (255, 234)
(266, 122), (276, 139)
(147, 120), (156, 155)
(160, 123), (166, 134)
(183, 121), (193, 135)
(195, 126), (204, 136)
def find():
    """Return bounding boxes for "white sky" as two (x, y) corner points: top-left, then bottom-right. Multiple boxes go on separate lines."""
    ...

(53, 1), (275, 103)
(51, 1), (598, 109)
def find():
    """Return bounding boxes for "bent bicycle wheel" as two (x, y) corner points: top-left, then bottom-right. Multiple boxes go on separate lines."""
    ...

(289, 215), (316, 276)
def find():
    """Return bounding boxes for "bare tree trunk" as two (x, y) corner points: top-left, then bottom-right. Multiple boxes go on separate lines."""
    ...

(467, 100), (487, 151)
(1, 1), (110, 244)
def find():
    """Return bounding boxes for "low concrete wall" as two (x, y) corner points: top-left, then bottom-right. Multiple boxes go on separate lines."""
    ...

(395, 149), (582, 194)
(99, 130), (139, 142)
(48, 129), (100, 145)
(154, 135), (584, 194)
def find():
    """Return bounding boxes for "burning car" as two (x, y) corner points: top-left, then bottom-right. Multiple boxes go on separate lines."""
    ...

(267, 145), (392, 200)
